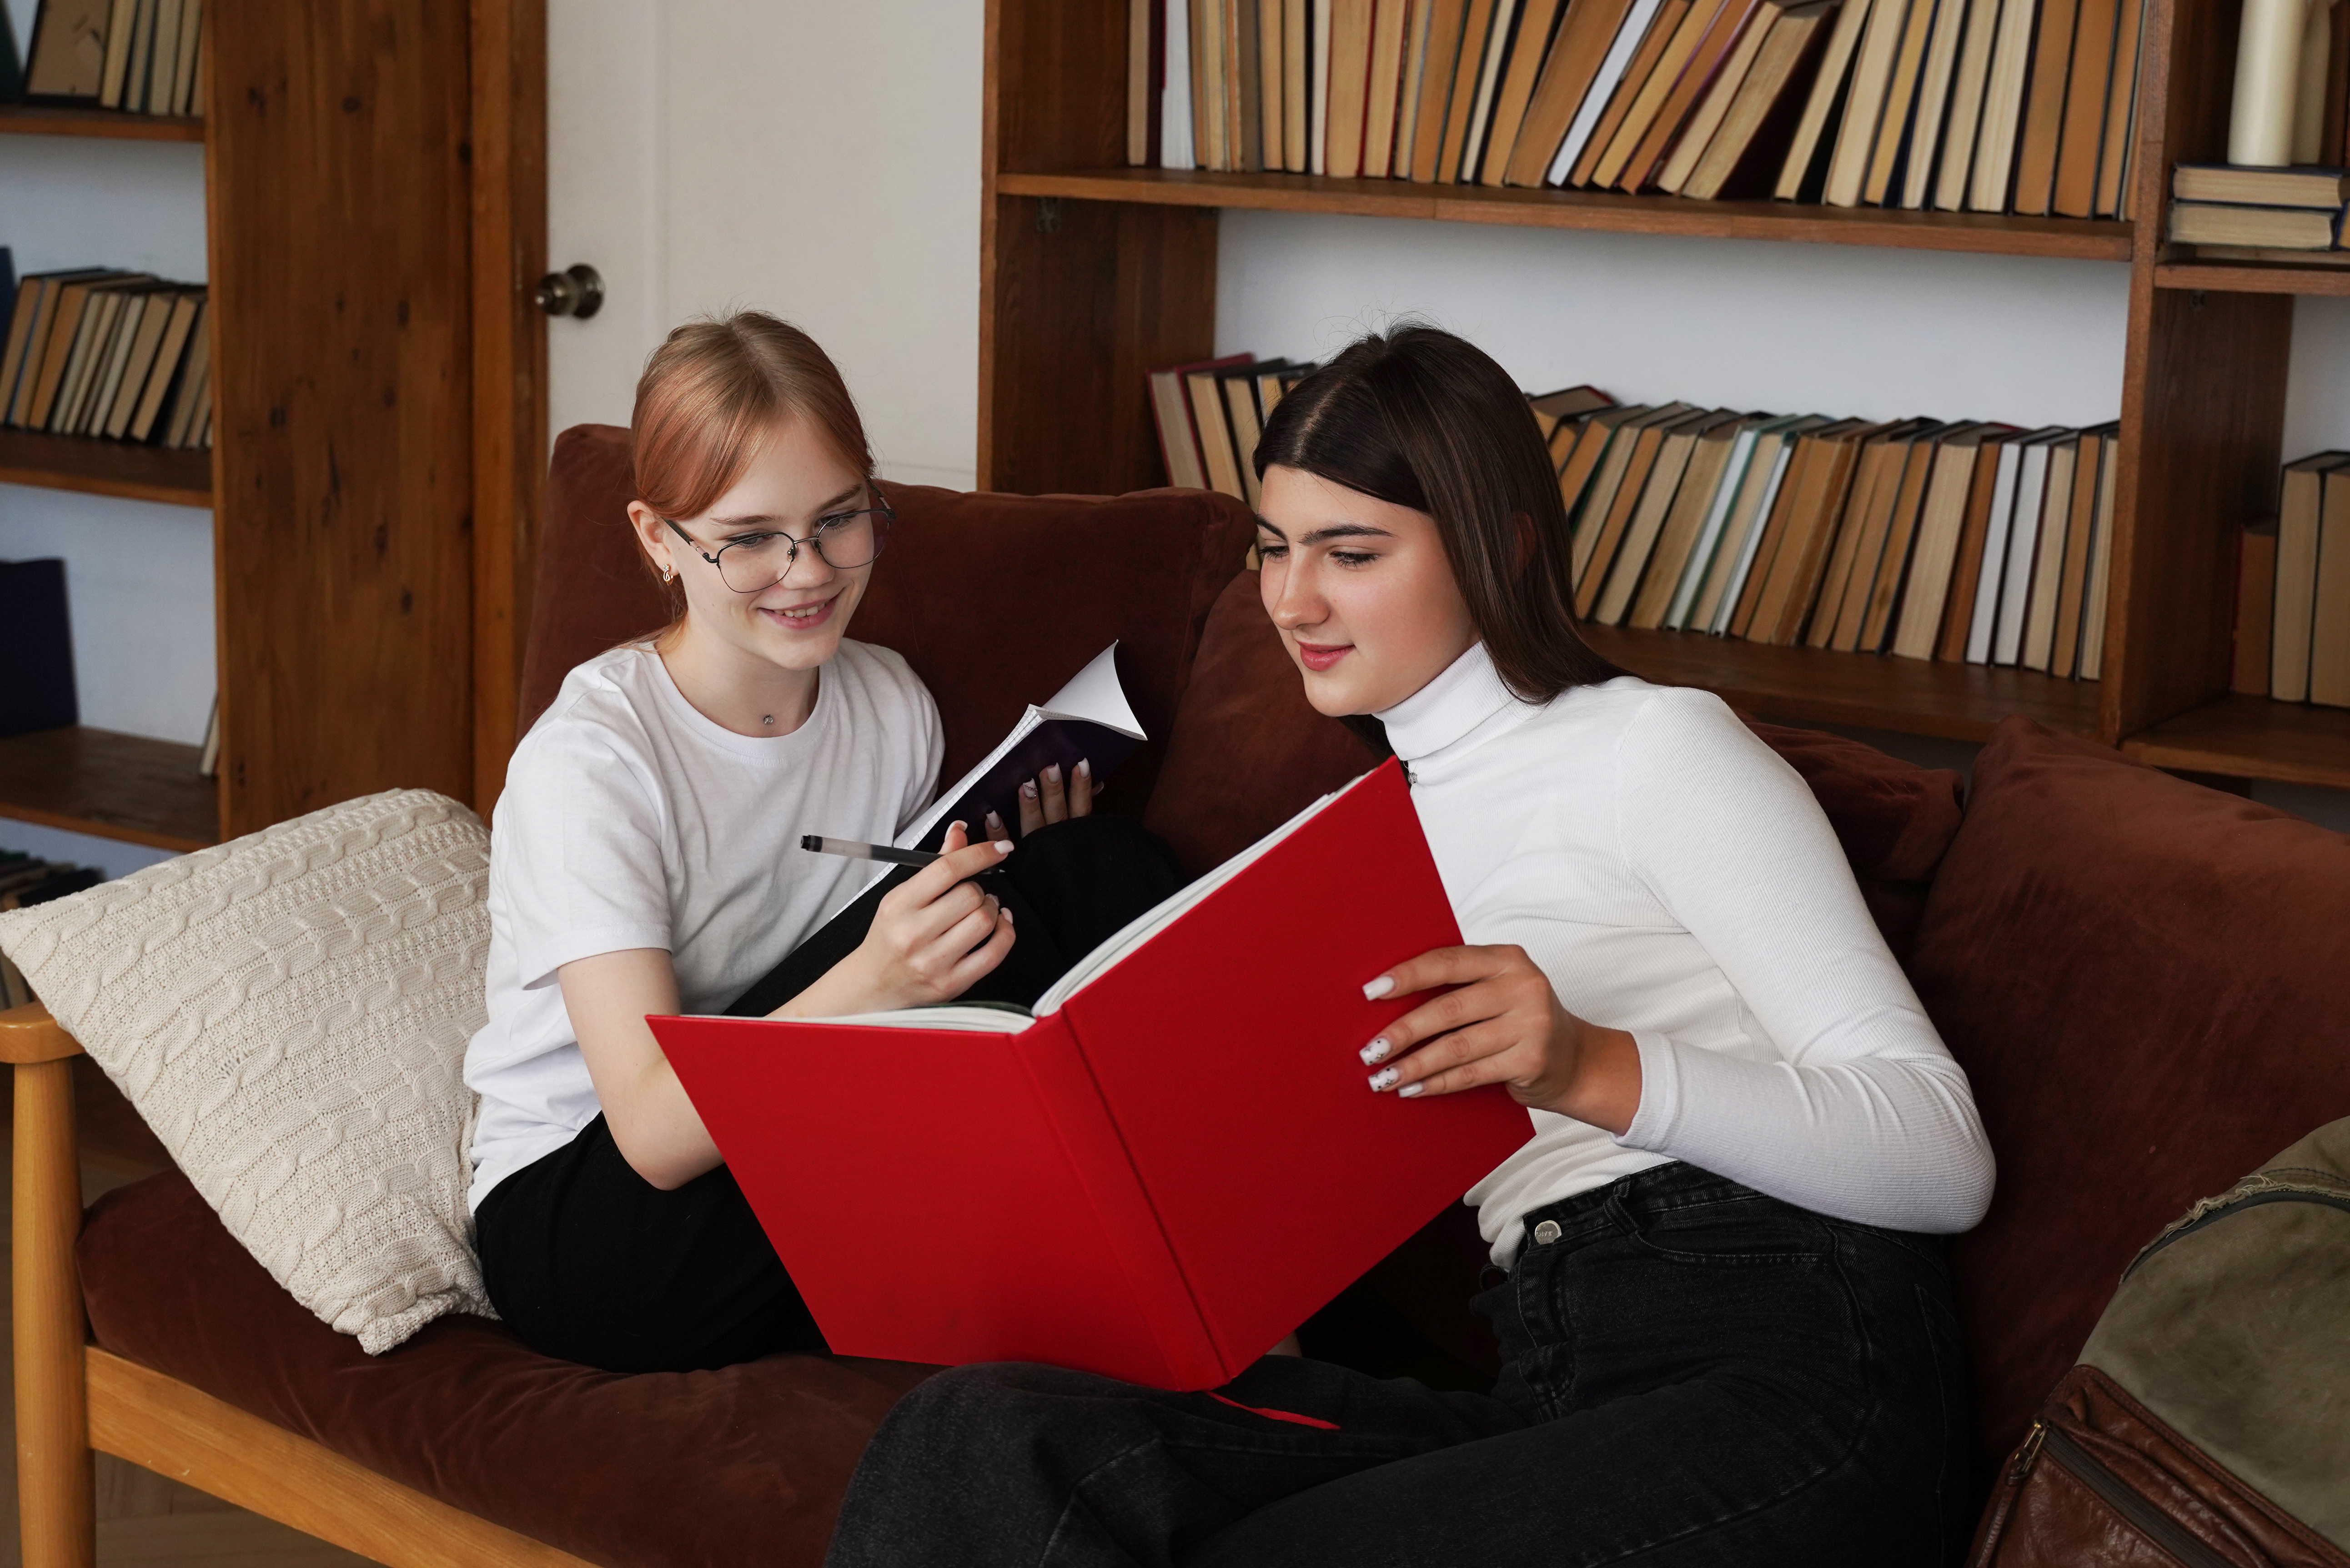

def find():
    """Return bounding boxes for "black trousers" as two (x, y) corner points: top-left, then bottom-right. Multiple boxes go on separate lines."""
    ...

(474, 815), (1188, 1373)
(824, 1162), (1977, 1568)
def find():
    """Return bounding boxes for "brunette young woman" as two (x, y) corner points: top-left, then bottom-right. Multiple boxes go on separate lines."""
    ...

(464, 312), (1178, 1374)
(824, 327), (1997, 1568)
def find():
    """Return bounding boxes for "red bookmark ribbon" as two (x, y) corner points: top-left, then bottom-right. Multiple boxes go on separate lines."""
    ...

(1208, 1392), (1341, 1431)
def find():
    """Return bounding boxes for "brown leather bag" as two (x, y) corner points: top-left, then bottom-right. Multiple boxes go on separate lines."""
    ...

(1967, 1120), (2350, 1568)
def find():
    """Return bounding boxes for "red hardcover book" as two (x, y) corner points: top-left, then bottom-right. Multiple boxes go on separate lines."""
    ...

(654, 759), (1533, 1390)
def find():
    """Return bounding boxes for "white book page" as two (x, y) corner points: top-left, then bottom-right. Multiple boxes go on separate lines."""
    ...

(1033, 776), (1361, 1015)
(1164, 0), (1197, 169)
(797, 1005), (1035, 1034)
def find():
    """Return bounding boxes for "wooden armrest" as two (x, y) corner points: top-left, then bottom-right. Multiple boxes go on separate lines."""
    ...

(0, 1004), (84, 1065)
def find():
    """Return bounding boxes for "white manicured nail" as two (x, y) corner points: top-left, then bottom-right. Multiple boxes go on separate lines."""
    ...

(1361, 975), (1395, 1000)
(1368, 1066), (1399, 1091)
(1398, 1083), (1423, 1099)
(1359, 1039), (1390, 1065)
(993, 839), (1014, 855)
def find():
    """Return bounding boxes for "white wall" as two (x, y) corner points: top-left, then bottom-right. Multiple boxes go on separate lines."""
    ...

(545, 0), (985, 489)
(1, 0), (215, 873)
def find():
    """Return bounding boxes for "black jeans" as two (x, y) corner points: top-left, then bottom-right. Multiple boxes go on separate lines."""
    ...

(475, 815), (1189, 1373)
(825, 1162), (1976, 1568)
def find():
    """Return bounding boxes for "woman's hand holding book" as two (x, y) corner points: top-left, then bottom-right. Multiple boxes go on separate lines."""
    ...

(1358, 947), (1644, 1136)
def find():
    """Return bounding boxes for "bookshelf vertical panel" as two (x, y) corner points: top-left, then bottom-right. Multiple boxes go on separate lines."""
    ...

(980, 197), (1218, 496)
(2110, 285), (2291, 739)
(989, 0), (1129, 174)
(206, 1), (477, 837)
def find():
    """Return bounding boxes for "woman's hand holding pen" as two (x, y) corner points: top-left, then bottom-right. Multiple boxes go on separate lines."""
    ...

(784, 821), (1017, 1016)
(1357, 947), (1644, 1136)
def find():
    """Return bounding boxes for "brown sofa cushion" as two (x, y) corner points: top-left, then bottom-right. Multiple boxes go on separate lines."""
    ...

(519, 424), (1256, 811)
(1144, 573), (1963, 958)
(1908, 718), (2350, 1475)
(80, 1171), (931, 1568)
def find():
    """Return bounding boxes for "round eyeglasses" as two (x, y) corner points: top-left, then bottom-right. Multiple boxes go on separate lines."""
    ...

(663, 489), (895, 594)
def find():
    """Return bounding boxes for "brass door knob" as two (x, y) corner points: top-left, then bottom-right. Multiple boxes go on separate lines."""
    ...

(535, 264), (605, 319)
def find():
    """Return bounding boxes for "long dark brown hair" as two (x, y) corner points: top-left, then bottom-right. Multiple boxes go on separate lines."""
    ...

(1254, 324), (1621, 706)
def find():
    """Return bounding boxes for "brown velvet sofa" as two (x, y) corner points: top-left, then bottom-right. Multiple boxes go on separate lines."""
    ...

(10, 425), (2349, 1568)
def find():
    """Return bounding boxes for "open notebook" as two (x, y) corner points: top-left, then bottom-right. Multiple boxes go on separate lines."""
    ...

(654, 760), (1533, 1389)
(895, 642), (1144, 852)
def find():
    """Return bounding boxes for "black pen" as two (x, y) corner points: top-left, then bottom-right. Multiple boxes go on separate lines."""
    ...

(800, 835), (1009, 871)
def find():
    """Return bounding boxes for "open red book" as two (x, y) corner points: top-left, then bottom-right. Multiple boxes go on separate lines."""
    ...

(653, 760), (1532, 1390)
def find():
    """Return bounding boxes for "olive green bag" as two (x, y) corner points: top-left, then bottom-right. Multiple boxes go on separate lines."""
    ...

(1969, 1118), (2350, 1567)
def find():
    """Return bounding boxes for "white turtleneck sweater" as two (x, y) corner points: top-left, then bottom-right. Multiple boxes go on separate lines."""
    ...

(1376, 643), (1994, 1265)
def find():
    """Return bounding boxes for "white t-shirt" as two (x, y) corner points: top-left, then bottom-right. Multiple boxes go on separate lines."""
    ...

(463, 640), (942, 1210)
(1375, 643), (1995, 1264)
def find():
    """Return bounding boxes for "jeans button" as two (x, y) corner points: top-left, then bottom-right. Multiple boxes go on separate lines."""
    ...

(1533, 1220), (1562, 1245)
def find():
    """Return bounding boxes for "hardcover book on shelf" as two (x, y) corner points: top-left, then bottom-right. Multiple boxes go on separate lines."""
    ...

(2310, 463), (2350, 707)
(2048, 422), (2113, 677)
(1821, 0), (1910, 205)
(1858, 0), (1937, 206)
(1527, 382), (1616, 443)
(23, 0), (110, 103)
(1550, 0), (1669, 182)
(1662, 415), (1769, 627)
(2167, 202), (2345, 249)
(655, 761), (1532, 1390)
(1680, 0), (1838, 198)
(1853, 421), (1950, 652)
(1407, 0), (1473, 177)
(2271, 453), (2348, 704)
(1259, 0), (1285, 167)
(1311, 0), (1334, 171)
(2049, 0), (2119, 216)
(1147, 352), (1251, 490)
(1184, 354), (1258, 498)
(1393, 0), (1441, 171)
(1363, 0), (1412, 176)
(0, 557), (79, 738)
(1620, 0), (1765, 191)
(1700, 415), (1822, 632)
(2169, 165), (2350, 207)
(1931, 0), (2000, 209)
(1560, 401), (1654, 539)
(1991, 429), (2064, 667)
(1324, 0), (1374, 177)
(1775, 0), (1873, 199)
(1129, 0), (1162, 164)
(2007, 0), (2077, 215)
(1966, 0), (2037, 212)
(1459, 0), (1528, 182)
(1895, 425), (2006, 659)
(1896, 0), (1972, 208)
(1809, 420), (1919, 648)
(2076, 433), (2116, 678)
(1480, 0), (1567, 183)
(1505, 0), (1638, 184)
(1751, 418), (1880, 644)
(1284, 0), (1309, 169)
(2090, 0), (2143, 216)
(1962, 431), (2042, 663)
(1575, 405), (1705, 614)
(1595, 408), (1738, 624)
(1629, 413), (1755, 627)
(1585, 0), (1715, 188)
(2233, 518), (2279, 697)
(129, 289), (201, 442)
(1164, 0), (1198, 168)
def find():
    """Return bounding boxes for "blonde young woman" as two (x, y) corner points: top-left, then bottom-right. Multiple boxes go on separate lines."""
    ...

(826, 327), (1996, 1568)
(462, 314), (1177, 1373)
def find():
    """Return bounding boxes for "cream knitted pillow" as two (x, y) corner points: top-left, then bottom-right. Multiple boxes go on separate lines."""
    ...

(0, 788), (495, 1353)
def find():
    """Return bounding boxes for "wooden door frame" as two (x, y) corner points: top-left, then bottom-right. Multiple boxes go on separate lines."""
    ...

(470, 0), (550, 818)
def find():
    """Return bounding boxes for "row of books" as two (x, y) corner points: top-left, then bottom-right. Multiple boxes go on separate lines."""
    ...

(2235, 452), (2350, 708)
(1150, 353), (1317, 505)
(0, 268), (215, 450)
(0, 855), (103, 1010)
(1555, 399), (2116, 676)
(1126, 0), (2144, 216)
(2166, 163), (2350, 254)
(17, 0), (205, 117)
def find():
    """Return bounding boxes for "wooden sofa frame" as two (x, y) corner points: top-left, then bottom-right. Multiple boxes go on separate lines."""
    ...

(1, 1003), (591, 1568)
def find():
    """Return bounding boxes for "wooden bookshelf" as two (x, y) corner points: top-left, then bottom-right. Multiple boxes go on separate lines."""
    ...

(978, 0), (2337, 788)
(998, 170), (2135, 261)
(1581, 628), (2105, 741)
(0, 727), (216, 852)
(2122, 695), (2350, 789)
(0, 104), (204, 141)
(2152, 260), (2350, 297)
(0, 429), (212, 507)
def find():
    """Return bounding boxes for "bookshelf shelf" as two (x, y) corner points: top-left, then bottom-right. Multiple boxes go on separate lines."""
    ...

(0, 429), (213, 507)
(2151, 260), (2350, 297)
(2121, 695), (2350, 789)
(998, 169), (2138, 262)
(0, 104), (205, 141)
(0, 727), (216, 852)
(1577, 625), (2104, 740)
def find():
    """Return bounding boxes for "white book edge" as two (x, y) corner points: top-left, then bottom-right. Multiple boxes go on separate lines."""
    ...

(1993, 441), (2051, 666)
(1964, 437), (2025, 662)
(1667, 424), (1763, 628)
(1711, 432), (1802, 633)
(1551, 0), (1666, 182)
(1165, 0), (1199, 168)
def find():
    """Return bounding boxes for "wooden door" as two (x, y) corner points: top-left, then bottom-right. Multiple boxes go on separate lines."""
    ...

(204, 0), (544, 834)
